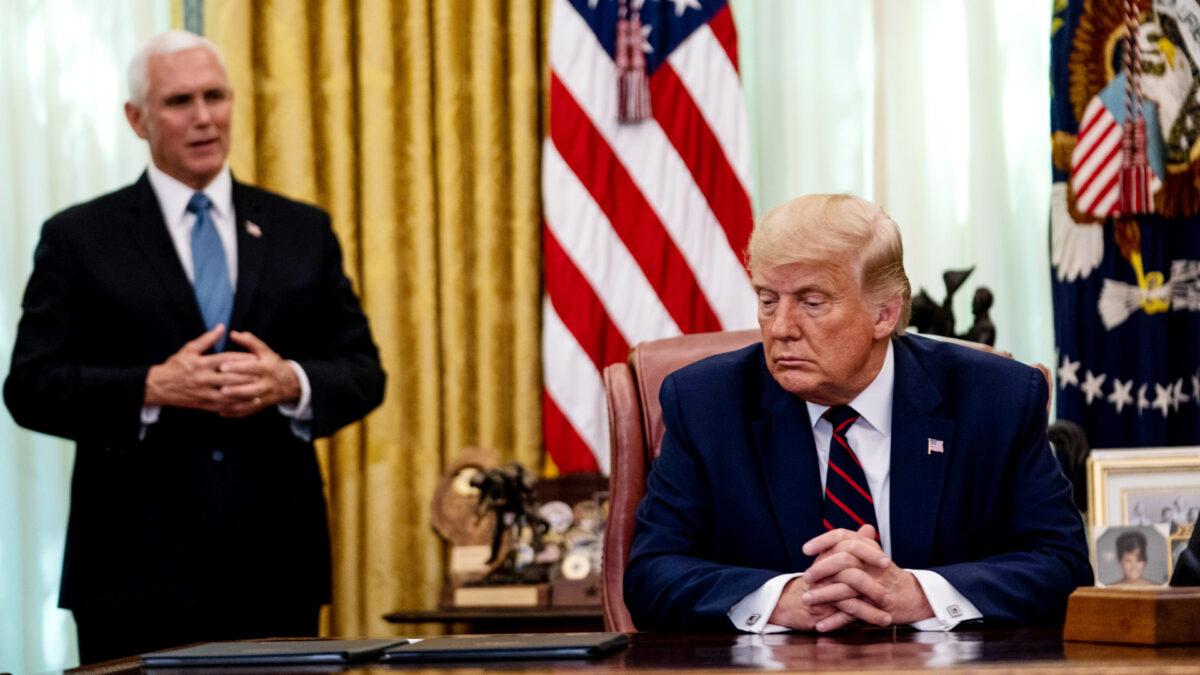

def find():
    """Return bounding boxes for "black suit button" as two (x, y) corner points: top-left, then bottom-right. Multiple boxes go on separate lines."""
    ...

(212, 450), (224, 462)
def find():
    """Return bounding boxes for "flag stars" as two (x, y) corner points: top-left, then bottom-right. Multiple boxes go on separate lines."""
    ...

(1172, 379), (1190, 412)
(1107, 378), (1133, 414)
(669, 0), (702, 16)
(1058, 355), (1081, 389)
(1192, 373), (1200, 400)
(1137, 383), (1150, 416)
(1151, 383), (1173, 418)
(1080, 370), (1106, 404)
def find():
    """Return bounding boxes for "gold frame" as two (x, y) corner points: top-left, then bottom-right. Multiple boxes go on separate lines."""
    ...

(1087, 448), (1200, 529)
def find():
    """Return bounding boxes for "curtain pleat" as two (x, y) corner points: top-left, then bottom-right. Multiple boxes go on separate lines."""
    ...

(206, 0), (546, 636)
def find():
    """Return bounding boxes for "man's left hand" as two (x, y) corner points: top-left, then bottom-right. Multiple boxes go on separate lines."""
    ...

(212, 330), (301, 418)
(800, 525), (935, 626)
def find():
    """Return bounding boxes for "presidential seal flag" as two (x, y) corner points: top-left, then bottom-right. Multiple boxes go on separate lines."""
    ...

(1051, 0), (1200, 446)
(541, 0), (757, 473)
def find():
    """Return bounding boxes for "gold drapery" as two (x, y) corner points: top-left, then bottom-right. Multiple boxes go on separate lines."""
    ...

(205, 0), (547, 636)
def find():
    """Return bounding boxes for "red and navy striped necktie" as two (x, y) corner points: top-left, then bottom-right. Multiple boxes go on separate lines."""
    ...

(821, 405), (878, 534)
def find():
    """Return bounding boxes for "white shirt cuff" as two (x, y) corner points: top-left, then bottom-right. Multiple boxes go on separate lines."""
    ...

(141, 405), (161, 425)
(139, 405), (161, 441)
(728, 572), (803, 633)
(276, 360), (313, 420)
(276, 360), (313, 441)
(907, 569), (982, 631)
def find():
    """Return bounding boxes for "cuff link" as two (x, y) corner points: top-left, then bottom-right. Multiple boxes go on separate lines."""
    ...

(746, 613), (761, 626)
(947, 604), (963, 618)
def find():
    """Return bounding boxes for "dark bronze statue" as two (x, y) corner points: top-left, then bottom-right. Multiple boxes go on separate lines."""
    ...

(909, 266), (996, 346)
(470, 463), (550, 583)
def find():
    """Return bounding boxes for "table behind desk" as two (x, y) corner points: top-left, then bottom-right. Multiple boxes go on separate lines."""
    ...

(67, 626), (1200, 674)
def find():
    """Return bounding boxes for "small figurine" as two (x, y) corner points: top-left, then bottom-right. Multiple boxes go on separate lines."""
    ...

(959, 287), (996, 346)
(909, 266), (996, 346)
(470, 463), (549, 582)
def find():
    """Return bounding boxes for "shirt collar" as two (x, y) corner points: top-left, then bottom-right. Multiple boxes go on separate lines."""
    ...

(146, 163), (233, 227)
(805, 340), (895, 435)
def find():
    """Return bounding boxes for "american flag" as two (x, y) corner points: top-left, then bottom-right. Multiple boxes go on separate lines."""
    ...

(541, 0), (757, 473)
(1069, 74), (1161, 218)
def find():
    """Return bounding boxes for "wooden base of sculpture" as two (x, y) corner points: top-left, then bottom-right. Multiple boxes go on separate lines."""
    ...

(1063, 587), (1200, 645)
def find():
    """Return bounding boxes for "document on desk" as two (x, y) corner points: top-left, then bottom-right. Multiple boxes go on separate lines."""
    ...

(140, 638), (412, 666)
(380, 632), (629, 662)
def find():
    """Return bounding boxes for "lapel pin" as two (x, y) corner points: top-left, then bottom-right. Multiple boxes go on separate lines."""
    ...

(927, 438), (944, 455)
(244, 220), (262, 238)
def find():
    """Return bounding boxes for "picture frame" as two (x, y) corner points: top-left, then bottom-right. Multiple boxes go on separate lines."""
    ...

(1087, 447), (1200, 578)
(1091, 524), (1171, 587)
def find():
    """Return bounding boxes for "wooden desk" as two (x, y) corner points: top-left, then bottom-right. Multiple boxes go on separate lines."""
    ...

(382, 606), (604, 633)
(66, 626), (1200, 673)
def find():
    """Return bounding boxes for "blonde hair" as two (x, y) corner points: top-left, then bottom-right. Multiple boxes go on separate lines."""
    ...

(127, 30), (226, 107)
(747, 194), (912, 334)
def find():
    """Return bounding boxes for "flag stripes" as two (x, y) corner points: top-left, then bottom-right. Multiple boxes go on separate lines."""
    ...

(542, 0), (756, 471)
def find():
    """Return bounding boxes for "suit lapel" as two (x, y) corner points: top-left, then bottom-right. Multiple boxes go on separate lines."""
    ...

(888, 337), (954, 568)
(229, 179), (266, 331)
(126, 172), (207, 333)
(753, 361), (826, 570)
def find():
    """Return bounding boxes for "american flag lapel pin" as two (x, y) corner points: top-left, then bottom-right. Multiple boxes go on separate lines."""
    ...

(244, 220), (262, 238)
(927, 438), (944, 455)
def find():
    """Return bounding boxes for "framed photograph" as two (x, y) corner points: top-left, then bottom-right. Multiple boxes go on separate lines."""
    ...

(1092, 524), (1170, 587)
(1087, 447), (1200, 579)
(1087, 448), (1200, 527)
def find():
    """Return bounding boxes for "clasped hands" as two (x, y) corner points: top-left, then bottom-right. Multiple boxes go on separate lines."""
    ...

(144, 325), (300, 417)
(767, 524), (934, 632)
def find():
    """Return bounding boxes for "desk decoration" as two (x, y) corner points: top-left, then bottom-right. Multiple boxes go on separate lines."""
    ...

(431, 447), (500, 586)
(1091, 524), (1171, 587)
(450, 462), (550, 607)
(1065, 447), (1200, 645)
(431, 452), (608, 608)
(1087, 447), (1200, 577)
(1064, 587), (1200, 644)
(909, 266), (996, 346)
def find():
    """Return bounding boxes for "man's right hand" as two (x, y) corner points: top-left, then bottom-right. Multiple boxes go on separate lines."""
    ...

(768, 575), (856, 632)
(143, 325), (257, 412)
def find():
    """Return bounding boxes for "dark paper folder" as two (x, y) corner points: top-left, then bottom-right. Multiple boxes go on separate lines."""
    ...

(141, 638), (409, 666)
(381, 632), (630, 662)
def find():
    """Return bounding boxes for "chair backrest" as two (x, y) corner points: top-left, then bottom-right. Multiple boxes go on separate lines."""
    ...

(600, 329), (760, 632)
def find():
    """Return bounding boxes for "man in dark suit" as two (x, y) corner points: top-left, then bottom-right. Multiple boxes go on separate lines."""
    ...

(4, 31), (385, 663)
(624, 194), (1091, 633)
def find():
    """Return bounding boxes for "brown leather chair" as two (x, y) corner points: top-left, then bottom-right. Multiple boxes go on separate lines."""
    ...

(600, 329), (760, 632)
(597, 330), (1049, 632)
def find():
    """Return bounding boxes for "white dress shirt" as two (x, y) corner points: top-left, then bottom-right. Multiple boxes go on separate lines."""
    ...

(139, 164), (313, 440)
(728, 342), (982, 632)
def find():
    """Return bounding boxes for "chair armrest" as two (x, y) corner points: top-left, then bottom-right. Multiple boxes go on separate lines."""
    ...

(602, 361), (644, 633)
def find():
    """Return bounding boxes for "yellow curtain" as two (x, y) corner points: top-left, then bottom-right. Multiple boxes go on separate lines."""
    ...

(205, 0), (547, 636)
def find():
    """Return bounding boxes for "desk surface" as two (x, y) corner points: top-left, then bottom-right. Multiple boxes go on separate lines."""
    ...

(383, 606), (603, 623)
(67, 626), (1200, 674)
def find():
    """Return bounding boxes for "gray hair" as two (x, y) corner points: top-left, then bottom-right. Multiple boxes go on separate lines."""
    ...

(747, 194), (912, 334)
(127, 30), (226, 107)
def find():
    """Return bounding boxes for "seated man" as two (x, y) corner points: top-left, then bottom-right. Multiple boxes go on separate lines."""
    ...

(624, 194), (1091, 632)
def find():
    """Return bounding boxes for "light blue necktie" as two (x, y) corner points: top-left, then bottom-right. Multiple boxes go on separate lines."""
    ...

(187, 192), (234, 351)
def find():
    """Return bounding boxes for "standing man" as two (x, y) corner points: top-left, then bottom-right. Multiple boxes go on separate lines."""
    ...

(4, 31), (385, 663)
(624, 194), (1091, 632)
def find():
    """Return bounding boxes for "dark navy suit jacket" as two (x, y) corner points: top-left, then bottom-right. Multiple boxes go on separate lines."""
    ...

(5, 173), (385, 611)
(624, 334), (1092, 631)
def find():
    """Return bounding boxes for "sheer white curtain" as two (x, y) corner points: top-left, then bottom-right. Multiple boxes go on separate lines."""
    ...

(731, 0), (1054, 369)
(0, 1), (169, 672)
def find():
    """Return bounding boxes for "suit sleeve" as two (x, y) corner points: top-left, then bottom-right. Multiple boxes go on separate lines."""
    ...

(623, 375), (780, 631)
(929, 369), (1093, 624)
(4, 219), (148, 444)
(291, 215), (386, 439)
